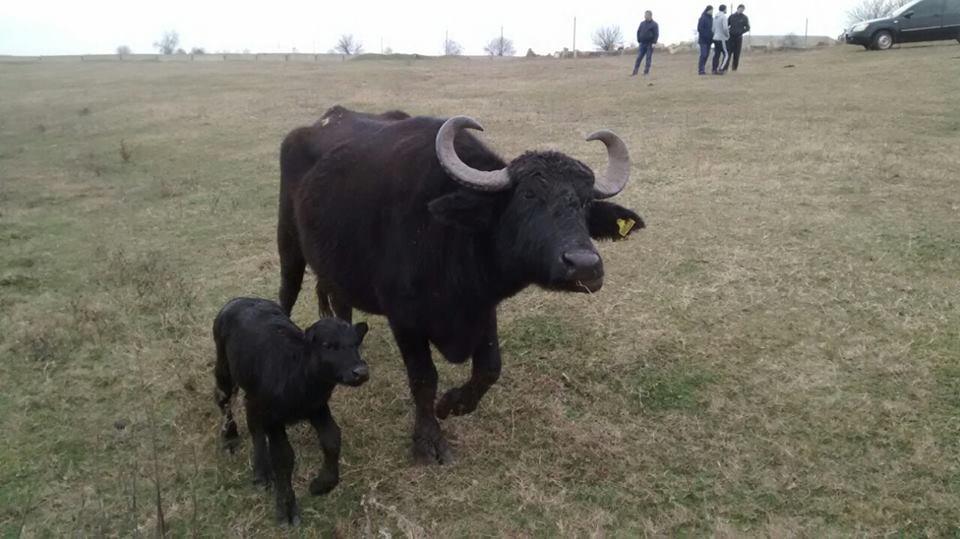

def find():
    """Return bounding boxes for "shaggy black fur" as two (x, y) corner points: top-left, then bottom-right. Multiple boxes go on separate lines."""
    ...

(276, 106), (644, 464)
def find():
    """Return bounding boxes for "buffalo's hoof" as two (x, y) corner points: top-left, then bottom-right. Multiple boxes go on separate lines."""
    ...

(436, 388), (478, 420)
(253, 469), (274, 489)
(275, 496), (300, 526)
(309, 470), (339, 496)
(412, 432), (453, 465)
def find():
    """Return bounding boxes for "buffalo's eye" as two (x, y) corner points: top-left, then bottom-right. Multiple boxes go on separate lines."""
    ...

(321, 342), (339, 351)
(522, 190), (536, 200)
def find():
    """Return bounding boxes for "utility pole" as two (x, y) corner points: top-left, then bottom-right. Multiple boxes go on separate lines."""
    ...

(805, 18), (809, 48)
(573, 17), (577, 58)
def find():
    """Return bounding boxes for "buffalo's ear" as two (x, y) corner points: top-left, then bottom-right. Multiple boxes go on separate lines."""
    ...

(428, 191), (497, 231)
(588, 201), (645, 241)
(353, 322), (369, 344)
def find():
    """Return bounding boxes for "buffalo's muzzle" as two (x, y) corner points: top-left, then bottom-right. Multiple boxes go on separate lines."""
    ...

(561, 249), (604, 292)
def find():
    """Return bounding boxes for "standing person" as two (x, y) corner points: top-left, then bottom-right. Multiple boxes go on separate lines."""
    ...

(712, 5), (730, 75)
(728, 4), (751, 71)
(632, 11), (660, 77)
(698, 5), (715, 75)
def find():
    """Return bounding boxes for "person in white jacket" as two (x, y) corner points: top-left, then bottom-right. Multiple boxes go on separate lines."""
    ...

(711, 4), (731, 74)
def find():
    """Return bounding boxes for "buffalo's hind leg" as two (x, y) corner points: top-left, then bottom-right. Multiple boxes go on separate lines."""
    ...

(389, 322), (452, 465)
(436, 309), (502, 420)
(277, 203), (305, 316)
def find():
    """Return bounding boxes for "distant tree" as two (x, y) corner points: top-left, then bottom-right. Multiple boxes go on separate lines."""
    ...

(444, 37), (463, 56)
(846, 0), (910, 25)
(384, 47), (394, 55)
(175, 48), (186, 55)
(116, 45), (132, 55)
(592, 25), (624, 52)
(484, 36), (515, 57)
(153, 31), (179, 55)
(190, 47), (206, 55)
(335, 34), (363, 55)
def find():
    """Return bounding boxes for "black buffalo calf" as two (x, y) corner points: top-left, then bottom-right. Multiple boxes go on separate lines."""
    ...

(213, 297), (369, 524)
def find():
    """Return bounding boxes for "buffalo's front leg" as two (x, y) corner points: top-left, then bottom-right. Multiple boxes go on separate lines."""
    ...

(437, 309), (501, 420)
(308, 405), (341, 495)
(390, 323), (452, 465)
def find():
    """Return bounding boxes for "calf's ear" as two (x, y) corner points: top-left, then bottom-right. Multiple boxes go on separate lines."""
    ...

(588, 201), (645, 241)
(354, 322), (369, 343)
(428, 191), (496, 231)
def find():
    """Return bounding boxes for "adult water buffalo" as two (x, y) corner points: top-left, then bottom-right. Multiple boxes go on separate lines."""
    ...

(277, 106), (644, 464)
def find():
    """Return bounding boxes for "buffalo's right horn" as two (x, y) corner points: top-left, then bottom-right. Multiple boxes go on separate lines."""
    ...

(586, 129), (631, 199)
(435, 116), (511, 192)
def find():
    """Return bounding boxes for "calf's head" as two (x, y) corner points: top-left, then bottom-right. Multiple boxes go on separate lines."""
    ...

(429, 117), (645, 293)
(304, 320), (370, 387)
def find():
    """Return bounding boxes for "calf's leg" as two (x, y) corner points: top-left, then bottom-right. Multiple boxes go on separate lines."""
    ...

(390, 322), (452, 465)
(436, 309), (502, 419)
(308, 405), (341, 495)
(213, 336), (239, 452)
(266, 425), (299, 525)
(245, 401), (273, 487)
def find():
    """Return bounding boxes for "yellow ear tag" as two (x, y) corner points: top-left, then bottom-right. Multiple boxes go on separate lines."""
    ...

(616, 218), (636, 238)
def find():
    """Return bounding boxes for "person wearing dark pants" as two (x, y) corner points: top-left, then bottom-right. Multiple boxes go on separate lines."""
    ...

(712, 4), (730, 74)
(728, 4), (751, 71)
(697, 5), (715, 75)
(632, 11), (659, 76)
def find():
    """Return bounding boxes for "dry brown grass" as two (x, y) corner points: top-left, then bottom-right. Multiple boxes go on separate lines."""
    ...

(1, 43), (959, 537)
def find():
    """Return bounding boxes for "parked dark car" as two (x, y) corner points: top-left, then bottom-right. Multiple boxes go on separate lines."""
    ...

(844, 0), (960, 50)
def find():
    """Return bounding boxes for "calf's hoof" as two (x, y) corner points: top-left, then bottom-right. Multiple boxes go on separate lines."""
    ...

(309, 470), (339, 496)
(221, 432), (241, 454)
(436, 387), (478, 419)
(275, 497), (300, 526)
(412, 431), (453, 465)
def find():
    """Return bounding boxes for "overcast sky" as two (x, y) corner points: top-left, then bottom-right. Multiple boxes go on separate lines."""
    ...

(2, 0), (865, 56)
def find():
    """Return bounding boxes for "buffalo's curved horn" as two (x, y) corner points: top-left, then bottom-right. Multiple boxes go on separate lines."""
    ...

(435, 116), (511, 192)
(585, 129), (631, 199)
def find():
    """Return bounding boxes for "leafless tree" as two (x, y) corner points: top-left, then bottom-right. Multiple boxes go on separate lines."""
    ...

(592, 25), (624, 52)
(444, 38), (463, 56)
(484, 36), (516, 57)
(335, 34), (363, 55)
(190, 47), (205, 55)
(153, 31), (179, 55)
(846, 0), (910, 25)
(116, 45), (132, 55)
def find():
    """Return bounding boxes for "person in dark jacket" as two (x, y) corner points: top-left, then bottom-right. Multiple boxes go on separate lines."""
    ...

(728, 4), (751, 71)
(697, 5), (714, 75)
(632, 11), (659, 76)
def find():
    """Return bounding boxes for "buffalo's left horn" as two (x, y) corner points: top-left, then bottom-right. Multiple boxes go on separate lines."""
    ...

(586, 129), (631, 199)
(435, 116), (512, 192)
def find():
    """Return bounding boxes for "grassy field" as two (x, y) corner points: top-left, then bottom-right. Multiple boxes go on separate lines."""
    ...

(1, 43), (959, 537)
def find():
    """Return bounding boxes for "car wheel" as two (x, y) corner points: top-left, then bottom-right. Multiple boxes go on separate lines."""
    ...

(873, 30), (893, 50)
